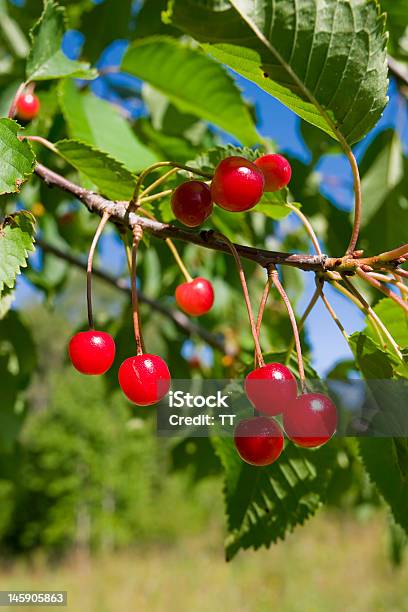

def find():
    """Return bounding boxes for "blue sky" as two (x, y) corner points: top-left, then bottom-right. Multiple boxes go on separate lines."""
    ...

(14, 26), (408, 376)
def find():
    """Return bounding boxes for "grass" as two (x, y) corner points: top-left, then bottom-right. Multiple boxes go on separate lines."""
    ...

(0, 512), (407, 611)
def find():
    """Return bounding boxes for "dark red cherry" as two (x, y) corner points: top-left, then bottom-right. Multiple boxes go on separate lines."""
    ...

(118, 354), (171, 406)
(245, 363), (297, 416)
(175, 277), (214, 317)
(211, 156), (264, 212)
(69, 331), (115, 375)
(234, 416), (284, 466)
(255, 154), (292, 192)
(171, 180), (213, 227)
(16, 93), (40, 122)
(283, 393), (337, 448)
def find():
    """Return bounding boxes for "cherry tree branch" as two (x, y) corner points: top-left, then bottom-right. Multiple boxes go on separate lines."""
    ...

(34, 163), (404, 275)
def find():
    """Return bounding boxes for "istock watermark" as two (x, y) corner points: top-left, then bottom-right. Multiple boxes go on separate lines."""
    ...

(156, 379), (408, 438)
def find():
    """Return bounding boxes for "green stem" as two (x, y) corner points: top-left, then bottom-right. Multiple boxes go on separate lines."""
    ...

(130, 161), (213, 208)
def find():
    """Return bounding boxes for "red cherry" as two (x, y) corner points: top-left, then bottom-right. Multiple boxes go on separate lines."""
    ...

(69, 331), (115, 375)
(234, 416), (284, 466)
(171, 180), (213, 227)
(255, 154), (292, 192)
(118, 354), (171, 406)
(245, 363), (297, 416)
(175, 277), (214, 317)
(283, 393), (337, 448)
(211, 156), (264, 212)
(15, 93), (40, 122)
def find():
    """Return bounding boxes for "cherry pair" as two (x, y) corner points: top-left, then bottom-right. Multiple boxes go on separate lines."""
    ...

(171, 154), (292, 227)
(234, 362), (337, 466)
(69, 332), (170, 406)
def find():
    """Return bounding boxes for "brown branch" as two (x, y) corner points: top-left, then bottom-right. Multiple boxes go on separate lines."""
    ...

(34, 163), (404, 275)
(36, 238), (232, 356)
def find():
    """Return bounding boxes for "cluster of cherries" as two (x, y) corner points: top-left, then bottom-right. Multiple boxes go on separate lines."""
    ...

(15, 87), (337, 465)
(171, 153), (292, 227)
(235, 363), (337, 466)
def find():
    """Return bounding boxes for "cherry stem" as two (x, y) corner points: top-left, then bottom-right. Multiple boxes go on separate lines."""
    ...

(318, 279), (349, 343)
(368, 272), (408, 295)
(330, 276), (387, 349)
(139, 189), (173, 205)
(286, 203), (323, 257)
(138, 206), (193, 282)
(254, 274), (273, 367)
(344, 146), (362, 255)
(215, 232), (265, 368)
(357, 268), (408, 315)
(285, 279), (323, 363)
(166, 238), (193, 283)
(130, 161), (213, 209)
(21, 135), (58, 153)
(8, 81), (27, 119)
(377, 244), (408, 262)
(269, 265), (306, 392)
(395, 268), (408, 281)
(340, 275), (403, 359)
(140, 167), (179, 198)
(131, 225), (144, 356)
(392, 272), (407, 303)
(87, 212), (111, 329)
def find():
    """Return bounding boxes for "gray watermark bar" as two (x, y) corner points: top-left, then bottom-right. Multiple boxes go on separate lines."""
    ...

(0, 592), (67, 606)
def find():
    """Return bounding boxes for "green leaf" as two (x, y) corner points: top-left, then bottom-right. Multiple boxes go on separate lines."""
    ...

(367, 299), (408, 349)
(26, 0), (97, 81)
(81, 0), (133, 64)
(359, 438), (408, 535)
(361, 130), (403, 226)
(121, 36), (259, 146)
(55, 140), (137, 201)
(0, 119), (36, 195)
(381, 0), (408, 61)
(0, 211), (36, 293)
(257, 190), (294, 221)
(59, 80), (158, 173)
(0, 286), (15, 319)
(190, 144), (259, 173)
(213, 436), (334, 560)
(0, 0), (30, 58)
(349, 332), (399, 379)
(168, 0), (388, 144)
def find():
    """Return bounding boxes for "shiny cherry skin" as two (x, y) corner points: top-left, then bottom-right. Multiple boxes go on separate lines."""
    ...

(245, 362), (297, 416)
(16, 93), (40, 122)
(255, 154), (292, 192)
(283, 393), (337, 448)
(211, 156), (265, 212)
(171, 180), (213, 227)
(118, 354), (171, 406)
(234, 416), (284, 466)
(175, 277), (214, 317)
(69, 331), (116, 375)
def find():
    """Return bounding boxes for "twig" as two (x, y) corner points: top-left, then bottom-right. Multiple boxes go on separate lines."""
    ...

(34, 163), (402, 274)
